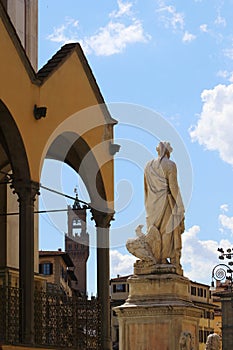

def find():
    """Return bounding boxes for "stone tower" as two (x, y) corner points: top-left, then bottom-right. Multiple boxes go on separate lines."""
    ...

(2, 0), (38, 70)
(65, 191), (89, 295)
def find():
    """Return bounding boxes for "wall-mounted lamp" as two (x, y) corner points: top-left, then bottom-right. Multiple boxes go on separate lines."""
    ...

(34, 104), (47, 120)
(109, 142), (121, 156)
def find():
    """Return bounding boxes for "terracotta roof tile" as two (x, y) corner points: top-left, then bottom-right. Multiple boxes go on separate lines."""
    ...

(37, 43), (78, 81)
(36, 42), (117, 124)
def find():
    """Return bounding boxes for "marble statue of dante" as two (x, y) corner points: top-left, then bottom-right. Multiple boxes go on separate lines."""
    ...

(144, 141), (185, 268)
(126, 141), (185, 274)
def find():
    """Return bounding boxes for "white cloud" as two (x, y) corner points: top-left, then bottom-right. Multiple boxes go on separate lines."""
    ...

(182, 31), (196, 43)
(217, 70), (229, 79)
(220, 204), (229, 212)
(110, 0), (133, 18)
(47, 2), (150, 56)
(47, 18), (79, 44)
(200, 24), (208, 33)
(229, 74), (233, 83)
(217, 70), (233, 83)
(110, 250), (136, 277)
(219, 214), (233, 233)
(190, 84), (233, 165)
(181, 225), (231, 283)
(81, 20), (150, 56)
(223, 48), (233, 60)
(156, 2), (198, 44)
(214, 14), (226, 27)
(156, 1), (185, 31)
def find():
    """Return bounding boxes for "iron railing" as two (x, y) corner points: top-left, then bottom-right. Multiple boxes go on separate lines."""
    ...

(0, 285), (20, 344)
(0, 285), (101, 349)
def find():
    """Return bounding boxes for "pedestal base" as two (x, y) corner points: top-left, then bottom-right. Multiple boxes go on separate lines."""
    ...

(133, 260), (181, 276)
(114, 271), (202, 350)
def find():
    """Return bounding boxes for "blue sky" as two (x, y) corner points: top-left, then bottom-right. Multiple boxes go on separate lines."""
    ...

(38, 0), (233, 293)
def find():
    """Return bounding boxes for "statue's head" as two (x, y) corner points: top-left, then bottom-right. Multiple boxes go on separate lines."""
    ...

(156, 141), (173, 159)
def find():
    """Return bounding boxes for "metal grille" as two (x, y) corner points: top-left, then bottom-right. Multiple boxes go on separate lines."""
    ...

(0, 285), (101, 349)
(0, 285), (20, 344)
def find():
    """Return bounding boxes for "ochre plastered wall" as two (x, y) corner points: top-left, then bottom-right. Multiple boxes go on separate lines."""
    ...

(0, 14), (114, 207)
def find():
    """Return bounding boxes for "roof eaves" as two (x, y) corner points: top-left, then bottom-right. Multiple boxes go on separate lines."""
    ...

(37, 42), (118, 125)
(37, 43), (77, 83)
(61, 253), (74, 268)
(39, 250), (74, 268)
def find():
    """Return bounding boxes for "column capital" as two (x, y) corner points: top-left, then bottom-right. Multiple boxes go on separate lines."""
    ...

(11, 179), (40, 202)
(91, 208), (114, 228)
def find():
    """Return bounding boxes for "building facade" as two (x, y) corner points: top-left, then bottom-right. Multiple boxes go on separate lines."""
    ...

(39, 249), (76, 296)
(189, 281), (216, 349)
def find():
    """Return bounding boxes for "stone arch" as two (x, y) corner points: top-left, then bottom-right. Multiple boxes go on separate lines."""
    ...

(0, 99), (38, 343)
(0, 99), (30, 180)
(41, 130), (113, 349)
(44, 131), (108, 211)
(0, 99), (32, 267)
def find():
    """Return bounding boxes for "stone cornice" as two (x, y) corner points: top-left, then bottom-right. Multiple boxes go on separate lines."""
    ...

(114, 304), (203, 318)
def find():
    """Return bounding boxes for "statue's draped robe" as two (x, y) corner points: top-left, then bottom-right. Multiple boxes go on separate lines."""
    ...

(144, 157), (184, 261)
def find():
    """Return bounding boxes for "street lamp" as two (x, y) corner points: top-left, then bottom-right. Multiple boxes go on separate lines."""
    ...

(218, 247), (233, 262)
(211, 247), (233, 290)
(211, 263), (233, 291)
(211, 247), (233, 350)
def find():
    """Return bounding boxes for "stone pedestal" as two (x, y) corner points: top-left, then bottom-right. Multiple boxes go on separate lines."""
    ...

(114, 265), (202, 350)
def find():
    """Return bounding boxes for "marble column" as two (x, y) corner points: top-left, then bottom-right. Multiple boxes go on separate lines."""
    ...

(92, 209), (114, 350)
(12, 179), (39, 345)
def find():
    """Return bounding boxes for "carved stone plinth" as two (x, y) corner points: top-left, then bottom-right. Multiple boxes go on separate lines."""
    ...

(114, 271), (202, 350)
(133, 260), (177, 275)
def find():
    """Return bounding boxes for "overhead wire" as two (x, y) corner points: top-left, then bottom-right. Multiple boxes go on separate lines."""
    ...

(40, 184), (90, 207)
(0, 182), (90, 216)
